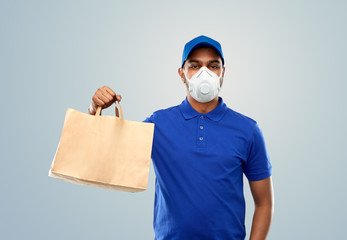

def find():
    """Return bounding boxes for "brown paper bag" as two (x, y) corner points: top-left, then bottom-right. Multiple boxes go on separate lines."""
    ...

(48, 102), (154, 192)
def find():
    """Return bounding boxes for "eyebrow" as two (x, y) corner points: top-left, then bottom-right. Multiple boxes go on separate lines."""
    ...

(209, 60), (221, 64)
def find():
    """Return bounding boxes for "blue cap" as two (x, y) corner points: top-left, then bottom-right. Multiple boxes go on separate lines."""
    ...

(181, 35), (224, 67)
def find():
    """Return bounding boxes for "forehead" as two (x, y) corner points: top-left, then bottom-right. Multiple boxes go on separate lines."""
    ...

(187, 47), (222, 61)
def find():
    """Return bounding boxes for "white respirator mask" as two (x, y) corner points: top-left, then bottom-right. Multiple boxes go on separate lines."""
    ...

(184, 67), (223, 103)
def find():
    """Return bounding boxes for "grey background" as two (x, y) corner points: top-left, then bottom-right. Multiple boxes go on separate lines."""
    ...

(1, 0), (346, 239)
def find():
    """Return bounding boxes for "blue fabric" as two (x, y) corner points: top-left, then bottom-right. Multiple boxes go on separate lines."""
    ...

(143, 97), (272, 240)
(182, 35), (224, 67)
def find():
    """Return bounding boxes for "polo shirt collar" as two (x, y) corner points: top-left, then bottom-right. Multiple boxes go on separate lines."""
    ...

(179, 96), (227, 122)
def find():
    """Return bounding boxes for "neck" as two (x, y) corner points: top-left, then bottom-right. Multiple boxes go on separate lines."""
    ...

(187, 94), (219, 114)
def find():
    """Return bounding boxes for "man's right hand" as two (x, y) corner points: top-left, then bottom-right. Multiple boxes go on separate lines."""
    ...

(88, 86), (121, 115)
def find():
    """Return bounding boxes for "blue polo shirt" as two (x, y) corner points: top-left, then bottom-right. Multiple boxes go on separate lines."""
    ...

(143, 97), (272, 240)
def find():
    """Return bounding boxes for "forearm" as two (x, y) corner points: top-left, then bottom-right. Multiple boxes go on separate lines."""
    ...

(249, 204), (273, 240)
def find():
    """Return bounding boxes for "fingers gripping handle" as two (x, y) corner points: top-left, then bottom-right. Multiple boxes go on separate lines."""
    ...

(95, 101), (124, 119)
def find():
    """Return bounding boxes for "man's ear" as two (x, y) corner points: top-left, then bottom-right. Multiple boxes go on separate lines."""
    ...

(178, 68), (185, 83)
(220, 66), (225, 87)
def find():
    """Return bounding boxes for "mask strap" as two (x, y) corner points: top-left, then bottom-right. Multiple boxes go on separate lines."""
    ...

(183, 69), (190, 82)
(214, 66), (223, 79)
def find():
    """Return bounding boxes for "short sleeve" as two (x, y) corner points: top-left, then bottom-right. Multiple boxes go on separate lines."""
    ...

(142, 112), (157, 123)
(243, 122), (272, 181)
(142, 116), (153, 123)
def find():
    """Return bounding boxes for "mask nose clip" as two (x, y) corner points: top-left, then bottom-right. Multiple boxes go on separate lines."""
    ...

(199, 68), (212, 78)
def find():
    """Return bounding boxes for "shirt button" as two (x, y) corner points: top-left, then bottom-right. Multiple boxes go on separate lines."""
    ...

(200, 126), (204, 130)
(199, 137), (203, 141)
(200, 116), (204, 119)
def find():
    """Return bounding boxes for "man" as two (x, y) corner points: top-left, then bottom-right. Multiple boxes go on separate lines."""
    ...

(88, 35), (274, 240)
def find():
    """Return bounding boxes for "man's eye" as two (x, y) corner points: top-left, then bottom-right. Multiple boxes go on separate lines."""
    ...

(210, 65), (220, 69)
(190, 65), (199, 69)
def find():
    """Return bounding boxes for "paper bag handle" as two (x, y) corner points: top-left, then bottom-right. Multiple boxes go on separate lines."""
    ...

(95, 101), (124, 119)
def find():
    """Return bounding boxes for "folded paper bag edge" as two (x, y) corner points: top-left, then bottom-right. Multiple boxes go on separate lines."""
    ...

(48, 169), (146, 193)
